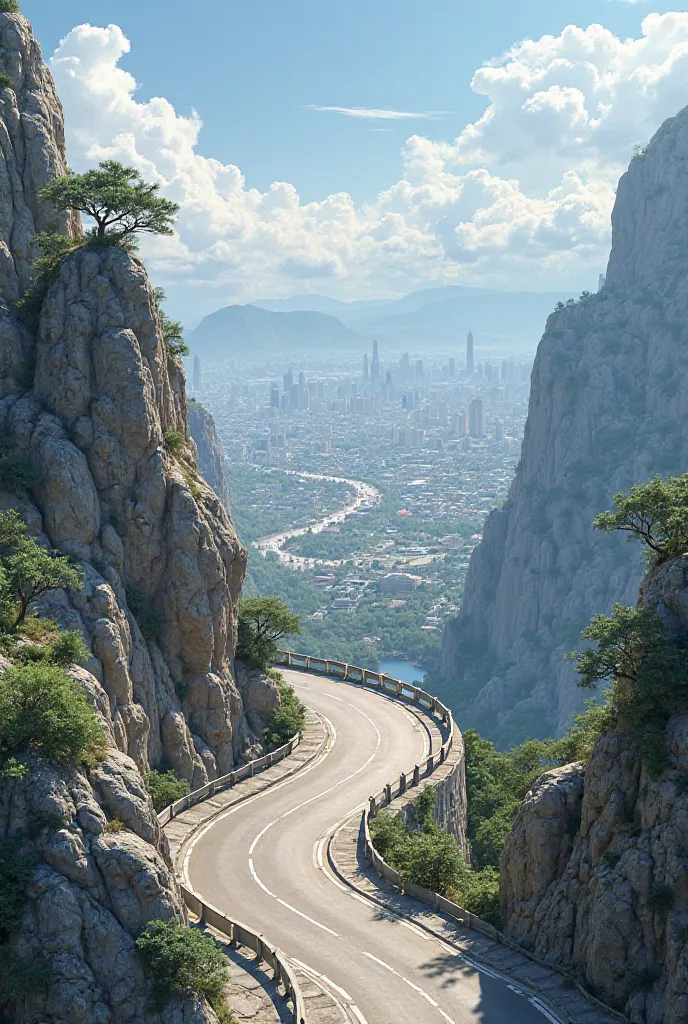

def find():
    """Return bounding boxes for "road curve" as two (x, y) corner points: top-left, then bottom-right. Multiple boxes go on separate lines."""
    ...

(185, 670), (556, 1024)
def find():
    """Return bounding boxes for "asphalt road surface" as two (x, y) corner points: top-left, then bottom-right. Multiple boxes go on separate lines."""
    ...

(186, 670), (558, 1024)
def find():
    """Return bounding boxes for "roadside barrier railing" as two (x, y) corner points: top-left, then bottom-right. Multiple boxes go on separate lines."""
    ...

(158, 730), (306, 1022)
(181, 883), (306, 1024)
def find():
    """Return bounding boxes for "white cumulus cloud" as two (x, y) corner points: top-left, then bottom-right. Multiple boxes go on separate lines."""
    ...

(49, 14), (688, 320)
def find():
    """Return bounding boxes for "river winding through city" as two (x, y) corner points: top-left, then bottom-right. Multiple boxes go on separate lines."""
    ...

(252, 469), (381, 570)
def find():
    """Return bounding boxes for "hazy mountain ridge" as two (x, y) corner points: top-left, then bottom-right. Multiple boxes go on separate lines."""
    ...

(189, 302), (367, 358)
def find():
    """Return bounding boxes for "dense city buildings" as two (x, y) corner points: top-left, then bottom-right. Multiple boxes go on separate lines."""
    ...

(193, 334), (532, 669)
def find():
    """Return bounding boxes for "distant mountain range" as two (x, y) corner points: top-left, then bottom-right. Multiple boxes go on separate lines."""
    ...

(188, 304), (367, 359)
(189, 284), (578, 360)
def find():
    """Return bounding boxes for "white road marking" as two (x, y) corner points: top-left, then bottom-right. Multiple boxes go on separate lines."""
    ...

(360, 952), (451, 1019)
(290, 957), (366, 1023)
(529, 997), (564, 1023)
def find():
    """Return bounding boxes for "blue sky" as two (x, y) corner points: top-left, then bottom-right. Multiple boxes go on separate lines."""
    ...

(22, 1), (688, 317)
(26, 0), (669, 204)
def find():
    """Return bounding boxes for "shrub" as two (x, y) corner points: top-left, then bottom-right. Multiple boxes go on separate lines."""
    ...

(648, 882), (675, 910)
(146, 769), (190, 812)
(125, 586), (165, 641)
(0, 1), (19, 13)
(164, 429), (185, 456)
(104, 816), (125, 833)
(0, 434), (37, 493)
(154, 288), (189, 361)
(237, 596), (300, 671)
(0, 661), (105, 769)
(0, 72), (14, 90)
(134, 919), (229, 1013)
(263, 680), (306, 752)
(16, 630), (90, 668)
(0, 509), (84, 629)
(16, 233), (82, 330)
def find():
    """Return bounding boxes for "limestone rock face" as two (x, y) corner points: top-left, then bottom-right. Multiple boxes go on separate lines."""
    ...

(1, 752), (219, 1024)
(2, 244), (254, 783)
(0, 12), (80, 304)
(188, 400), (232, 513)
(500, 556), (688, 1022)
(440, 104), (688, 745)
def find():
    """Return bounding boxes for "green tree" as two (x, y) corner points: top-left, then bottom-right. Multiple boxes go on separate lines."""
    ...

(263, 679), (306, 751)
(0, 662), (105, 768)
(0, 510), (84, 629)
(39, 160), (179, 242)
(0, 1), (20, 13)
(153, 288), (189, 360)
(237, 596), (301, 670)
(134, 919), (230, 1013)
(146, 769), (191, 813)
(594, 474), (688, 563)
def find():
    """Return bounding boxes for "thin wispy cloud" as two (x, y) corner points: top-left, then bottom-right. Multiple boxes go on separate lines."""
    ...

(306, 104), (446, 120)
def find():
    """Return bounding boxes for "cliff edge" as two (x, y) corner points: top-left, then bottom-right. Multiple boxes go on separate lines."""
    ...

(440, 104), (688, 746)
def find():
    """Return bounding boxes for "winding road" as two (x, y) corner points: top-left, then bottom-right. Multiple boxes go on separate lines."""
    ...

(252, 471), (380, 570)
(184, 670), (556, 1024)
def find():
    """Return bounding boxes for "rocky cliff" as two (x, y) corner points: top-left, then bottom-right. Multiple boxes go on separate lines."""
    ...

(500, 555), (688, 1023)
(440, 105), (688, 746)
(187, 400), (231, 514)
(0, 12), (271, 1023)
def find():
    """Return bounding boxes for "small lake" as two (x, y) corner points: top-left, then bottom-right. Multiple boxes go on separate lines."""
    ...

(379, 658), (425, 686)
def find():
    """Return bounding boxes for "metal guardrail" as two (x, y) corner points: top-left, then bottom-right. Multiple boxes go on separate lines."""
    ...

(158, 730), (305, 1022)
(181, 883), (306, 1024)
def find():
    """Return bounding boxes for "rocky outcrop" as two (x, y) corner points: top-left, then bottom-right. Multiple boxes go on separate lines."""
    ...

(1, 745), (218, 1024)
(0, 11), (80, 305)
(188, 400), (231, 513)
(440, 105), (688, 746)
(0, 12), (271, 1023)
(500, 555), (688, 1023)
(2, 242), (257, 785)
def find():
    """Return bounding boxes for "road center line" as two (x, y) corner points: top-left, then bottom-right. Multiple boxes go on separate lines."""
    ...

(360, 952), (451, 1020)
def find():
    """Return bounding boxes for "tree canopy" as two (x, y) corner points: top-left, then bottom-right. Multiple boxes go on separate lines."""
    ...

(153, 288), (189, 361)
(38, 160), (179, 242)
(594, 474), (688, 563)
(237, 596), (300, 670)
(0, 661), (105, 769)
(0, 510), (84, 629)
(134, 919), (229, 1014)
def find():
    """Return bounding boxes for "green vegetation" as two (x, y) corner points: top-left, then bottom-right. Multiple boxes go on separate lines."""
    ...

(264, 677), (307, 751)
(0, 0), (20, 13)
(0, 661), (105, 771)
(134, 919), (233, 1018)
(163, 429), (185, 456)
(125, 586), (165, 642)
(0, 433), (36, 493)
(594, 474), (688, 564)
(146, 769), (191, 812)
(370, 786), (501, 925)
(0, 835), (51, 1010)
(39, 160), (179, 244)
(16, 629), (90, 668)
(237, 596), (301, 670)
(0, 73), (14, 90)
(0, 509), (84, 630)
(154, 288), (189, 361)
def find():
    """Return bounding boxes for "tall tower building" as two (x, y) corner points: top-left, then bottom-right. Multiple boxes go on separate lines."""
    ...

(363, 353), (369, 380)
(192, 354), (202, 392)
(466, 330), (474, 376)
(469, 397), (485, 437)
(283, 368), (293, 394)
(371, 339), (381, 384)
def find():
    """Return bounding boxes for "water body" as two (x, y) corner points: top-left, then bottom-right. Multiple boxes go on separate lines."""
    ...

(380, 658), (425, 686)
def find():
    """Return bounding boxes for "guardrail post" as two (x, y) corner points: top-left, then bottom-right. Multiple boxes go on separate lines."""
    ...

(250, 761), (254, 778)
(427, 754), (434, 774)
(413, 688), (420, 704)
(256, 936), (264, 963)
(384, 783), (392, 805)
(413, 764), (420, 786)
(431, 696), (437, 713)
(369, 796), (377, 818)
(439, 746), (446, 764)
(399, 772), (406, 794)
(396, 681), (403, 696)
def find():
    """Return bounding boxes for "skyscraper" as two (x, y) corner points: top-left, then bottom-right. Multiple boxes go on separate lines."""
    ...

(466, 330), (474, 376)
(363, 353), (369, 380)
(468, 397), (485, 437)
(192, 355), (202, 392)
(371, 339), (381, 384)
